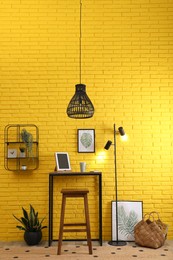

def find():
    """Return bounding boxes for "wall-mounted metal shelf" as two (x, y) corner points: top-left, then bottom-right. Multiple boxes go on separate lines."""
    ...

(4, 124), (39, 171)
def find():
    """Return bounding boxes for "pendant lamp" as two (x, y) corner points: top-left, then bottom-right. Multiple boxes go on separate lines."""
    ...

(66, 0), (94, 119)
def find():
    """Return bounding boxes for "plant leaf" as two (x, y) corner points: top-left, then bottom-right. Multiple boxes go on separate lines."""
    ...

(22, 207), (29, 220)
(16, 225), (26, 231)
(118, 205), (139, 238)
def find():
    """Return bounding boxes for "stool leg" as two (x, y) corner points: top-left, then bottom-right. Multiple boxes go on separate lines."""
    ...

(57, 195), (66, 255)
(84, 194), (93, 254)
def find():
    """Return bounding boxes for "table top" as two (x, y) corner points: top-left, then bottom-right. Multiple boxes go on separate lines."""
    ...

(49, 171), (102, 176)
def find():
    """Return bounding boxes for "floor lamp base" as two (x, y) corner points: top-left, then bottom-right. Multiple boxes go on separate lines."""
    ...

(108, 241), (127, 246)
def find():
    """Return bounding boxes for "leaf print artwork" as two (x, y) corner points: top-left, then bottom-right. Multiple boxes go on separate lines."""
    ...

(118, 205), (138, 240)
(112, 201), (143, 241)
(80, 133), (93, 148)
(78, 129), (95, 153)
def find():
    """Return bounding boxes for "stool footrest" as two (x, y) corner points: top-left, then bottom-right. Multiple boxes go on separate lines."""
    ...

(63, 228), (87, 232)
(63, 223), (87, 232)
(64, 223), (86, 226)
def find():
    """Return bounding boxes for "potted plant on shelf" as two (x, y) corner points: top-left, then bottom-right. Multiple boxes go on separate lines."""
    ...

(20, 128), (33, 157)
(19, 147), (26, 158)
(13, 204), (47, 246)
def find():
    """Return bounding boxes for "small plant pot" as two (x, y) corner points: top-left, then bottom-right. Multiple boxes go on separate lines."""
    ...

(20, 151), (26, 158)
(19, 148), (26, 158)
(24, 231), (42, 246)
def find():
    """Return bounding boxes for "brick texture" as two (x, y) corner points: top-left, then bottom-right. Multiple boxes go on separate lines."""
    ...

(0, 0), (173, 241)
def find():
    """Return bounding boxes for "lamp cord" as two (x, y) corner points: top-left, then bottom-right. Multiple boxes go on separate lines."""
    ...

(79, 0), (82, 84)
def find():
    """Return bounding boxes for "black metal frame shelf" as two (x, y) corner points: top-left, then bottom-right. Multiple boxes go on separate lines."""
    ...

(4, 124), (39, 171)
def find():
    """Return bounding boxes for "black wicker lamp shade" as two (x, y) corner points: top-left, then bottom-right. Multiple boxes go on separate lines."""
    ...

(66, 84), (94, 119)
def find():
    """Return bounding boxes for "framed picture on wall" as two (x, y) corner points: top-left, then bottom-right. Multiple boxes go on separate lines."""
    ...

(111, 201), (143, 241)
(77, 129), (95, 153)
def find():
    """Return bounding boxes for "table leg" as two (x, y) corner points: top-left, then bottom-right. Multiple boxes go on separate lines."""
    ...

(49, 175), (53, 246)
(99, 174), (102, 246)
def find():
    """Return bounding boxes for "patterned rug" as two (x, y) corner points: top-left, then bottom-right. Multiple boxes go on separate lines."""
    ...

(0, 241), (173, 260)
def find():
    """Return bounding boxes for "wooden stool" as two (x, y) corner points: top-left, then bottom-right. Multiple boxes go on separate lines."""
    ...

(57, 189), (92, 255)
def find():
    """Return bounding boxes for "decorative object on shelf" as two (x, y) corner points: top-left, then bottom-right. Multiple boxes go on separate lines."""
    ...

(8, 149), (17, 158)
(21, 165), (27, 171)
(13, 204), (47, 246)
(66, 0), (94, 119)
(112, 201), (143, 242)
(104, 124), (127, 246)
(134, 211), (168, 249)
(78, 129), (95, 153)
(21, 128), (33, 157)
(19, 147), (26, 158)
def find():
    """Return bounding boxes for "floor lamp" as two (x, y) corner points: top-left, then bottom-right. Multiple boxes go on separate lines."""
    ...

(104, 123), (127, 246)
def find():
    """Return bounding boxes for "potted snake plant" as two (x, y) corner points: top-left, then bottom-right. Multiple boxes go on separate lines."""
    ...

(13, 204), (47, 245)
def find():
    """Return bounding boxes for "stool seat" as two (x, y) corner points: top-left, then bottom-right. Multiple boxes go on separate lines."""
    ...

(57, 189), (92, 255)
(61, 189), (89, 196)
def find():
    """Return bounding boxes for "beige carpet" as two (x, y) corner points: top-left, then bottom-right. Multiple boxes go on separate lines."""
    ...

(0, 240), (173, 260)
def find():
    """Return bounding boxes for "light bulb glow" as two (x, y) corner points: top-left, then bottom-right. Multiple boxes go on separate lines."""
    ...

(96, 151), (106, 163)
(120, 134), (128, 142)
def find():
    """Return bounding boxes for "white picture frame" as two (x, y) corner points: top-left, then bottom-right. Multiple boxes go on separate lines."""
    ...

(112, 201), (143, 241)
(8, 149), (17, 158)
(54, 152), (71, 171)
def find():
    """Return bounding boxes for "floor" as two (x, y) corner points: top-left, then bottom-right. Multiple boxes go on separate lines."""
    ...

(0, 240), (173, 260)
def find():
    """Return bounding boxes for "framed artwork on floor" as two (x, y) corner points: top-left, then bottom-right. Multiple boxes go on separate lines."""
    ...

(77, 129), (95, 153)
(111, 201), (143, 241)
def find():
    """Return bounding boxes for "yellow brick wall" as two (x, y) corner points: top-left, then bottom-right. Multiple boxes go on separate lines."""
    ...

(0, 0), (173, 242)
